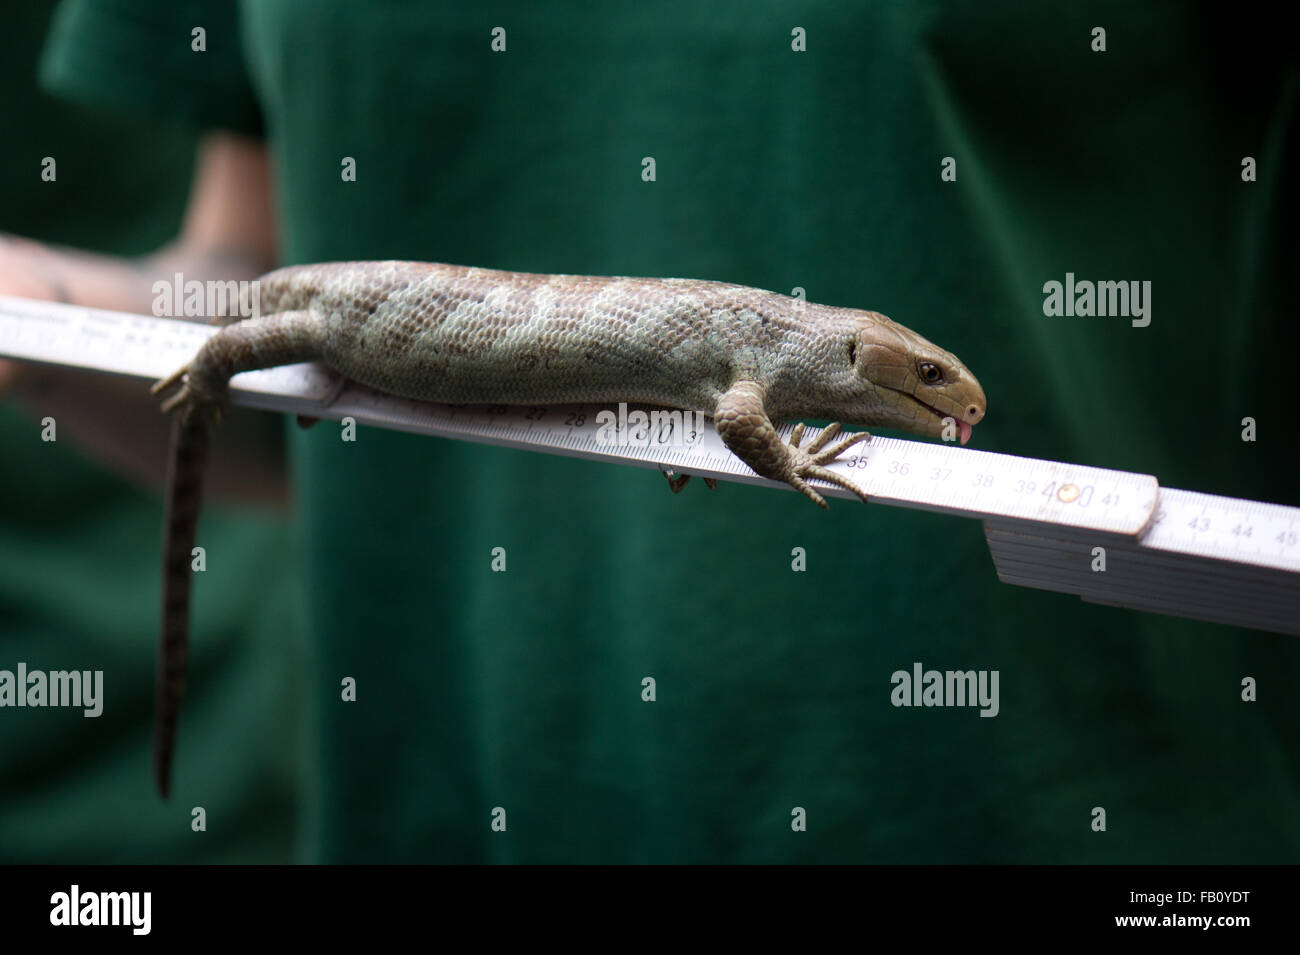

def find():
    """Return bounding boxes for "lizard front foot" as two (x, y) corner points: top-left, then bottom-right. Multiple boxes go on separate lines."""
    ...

(784, 422), (872, 508)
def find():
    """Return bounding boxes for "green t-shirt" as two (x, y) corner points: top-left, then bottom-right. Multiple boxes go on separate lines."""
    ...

(41, 0), (1300, 862)
(0, 0), (298, 863)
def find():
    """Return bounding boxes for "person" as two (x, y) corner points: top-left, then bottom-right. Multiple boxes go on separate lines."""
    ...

(4, 0), (1297, 862)
(0, 0), (297, 862)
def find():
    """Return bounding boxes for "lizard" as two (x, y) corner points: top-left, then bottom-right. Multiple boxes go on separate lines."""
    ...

(149, 261), (987, 796)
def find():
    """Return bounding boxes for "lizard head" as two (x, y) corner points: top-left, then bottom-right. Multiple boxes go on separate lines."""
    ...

(850, 313), (986, 444)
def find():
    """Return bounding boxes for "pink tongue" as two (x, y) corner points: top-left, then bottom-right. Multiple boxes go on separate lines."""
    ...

(958, 420), (972, 446)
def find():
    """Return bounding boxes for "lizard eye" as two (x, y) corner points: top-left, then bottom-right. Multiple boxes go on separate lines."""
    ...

(918, 361), (943, 384)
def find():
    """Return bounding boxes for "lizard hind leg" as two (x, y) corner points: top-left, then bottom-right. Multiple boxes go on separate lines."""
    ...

(153, 309), (327, 418)
(151, 364), (210, 417)
(151, 354), (210, 417)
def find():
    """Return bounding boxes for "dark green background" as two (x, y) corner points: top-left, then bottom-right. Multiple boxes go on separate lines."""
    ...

(7, 0), (1299, 862)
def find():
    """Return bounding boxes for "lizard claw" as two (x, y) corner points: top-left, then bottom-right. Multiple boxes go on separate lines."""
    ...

(152, 366), (185, 394)
(151, 365), (187, 398)
(152, 365), (191, 414)
(664, 469), (691, 493)
(158, 386), (192, 416)
(663, 470), (720, 494)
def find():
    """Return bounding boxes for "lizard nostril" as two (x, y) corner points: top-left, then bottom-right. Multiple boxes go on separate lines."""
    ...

(967, 405), (981, 420)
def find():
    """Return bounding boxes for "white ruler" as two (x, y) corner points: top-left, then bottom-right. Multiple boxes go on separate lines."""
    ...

(2, 294), (1296, 636)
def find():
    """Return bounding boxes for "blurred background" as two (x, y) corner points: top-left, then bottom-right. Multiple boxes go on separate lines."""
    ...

(0, 1), (300, 863)
(1, 1), (1297, 864)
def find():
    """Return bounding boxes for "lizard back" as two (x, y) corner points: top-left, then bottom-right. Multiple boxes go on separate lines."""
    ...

(258, 262), (863, 414)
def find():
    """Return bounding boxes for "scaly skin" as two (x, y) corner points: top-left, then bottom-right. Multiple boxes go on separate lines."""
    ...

(149, 261), (987, 795)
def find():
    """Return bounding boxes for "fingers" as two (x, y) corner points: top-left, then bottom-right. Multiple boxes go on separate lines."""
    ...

(804, 421), (842, 454)
(812, 430), (871, 464)
(159, 386), (191, 415)
(151, 366), (188, 397)
(803, 464), (870, 504)
(787, 473), (829, 509)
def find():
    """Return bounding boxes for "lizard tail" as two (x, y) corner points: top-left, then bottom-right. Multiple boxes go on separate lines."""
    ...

(154, 400), (217, 798)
